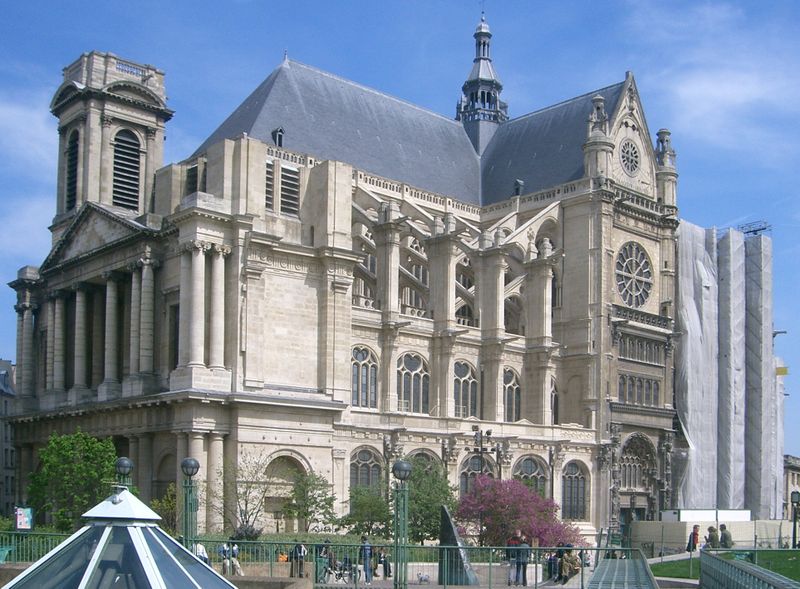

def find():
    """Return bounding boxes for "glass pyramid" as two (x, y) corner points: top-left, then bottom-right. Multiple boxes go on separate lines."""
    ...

(4, 488), (236, 589)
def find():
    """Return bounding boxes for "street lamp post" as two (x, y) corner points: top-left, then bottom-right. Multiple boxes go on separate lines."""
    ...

(792, 491), (800, 548)
(181, 457), (200, 550)
(392, 460), (412, 589)
(115, 457), (133, 488)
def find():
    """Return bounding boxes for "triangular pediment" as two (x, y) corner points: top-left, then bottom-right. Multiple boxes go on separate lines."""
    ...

(41, 203), (150, 271)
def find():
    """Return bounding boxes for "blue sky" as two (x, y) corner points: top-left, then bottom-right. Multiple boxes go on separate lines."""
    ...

(0, 1), (798, 451)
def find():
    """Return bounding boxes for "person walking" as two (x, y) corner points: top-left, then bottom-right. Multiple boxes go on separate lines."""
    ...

(686, 524), (700, 553)
(720, 524), (734, 548)
(359, 535), (373, 585)
(506, 529), (521, 586)
(290, 539), (308, 578)
(230, 540), (244, 576)
(515, 534), (531, 586)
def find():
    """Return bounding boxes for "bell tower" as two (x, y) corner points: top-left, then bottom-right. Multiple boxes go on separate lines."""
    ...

(49, 52), (173, 233)
(456, 14), (508, 155)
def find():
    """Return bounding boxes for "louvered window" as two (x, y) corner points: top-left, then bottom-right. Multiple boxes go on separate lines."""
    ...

(265, 160), (275, 210)
(185, 165), (198, 195)
(280, 166), (300, 215)
(112, 129), (140, 209)
(65, 130), (79, 211)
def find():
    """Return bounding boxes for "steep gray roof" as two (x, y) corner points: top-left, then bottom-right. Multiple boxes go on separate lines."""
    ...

(480, 82), (626, 204)
(194, 59), (481, 204)
(193, 59), (627, 208)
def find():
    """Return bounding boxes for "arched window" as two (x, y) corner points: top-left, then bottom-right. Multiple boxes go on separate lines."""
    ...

(397, 353), (430, 414)
(350, 448), (382, 489)
(551, 379), (559, 425)
(514, 456), (549, 497)
(618, 376), (626, 403)
(453, 361), (478, 418)
(65, 130), (79, 211)
(459, 454), (493, 496)
(112, 129), (141, 209)
(504, 369), (521, 422)
(627, 376), (636, 404)
(636, 379), (643, 404)
(352, 347), (378, 408)
(562, 462), (587, 520)
(456, 304), (475, 327)
(653, 382), (660, 406)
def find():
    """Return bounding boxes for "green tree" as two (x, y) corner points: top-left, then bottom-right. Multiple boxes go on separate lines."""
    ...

(283, 471), (337, 532)
(339, 486), (391, 537)
(28, 431), (117, 531)
(407, 456), (457, 544)
(150, 483), (177, 535)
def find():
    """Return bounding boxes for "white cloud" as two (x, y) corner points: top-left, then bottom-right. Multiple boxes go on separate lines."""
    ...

(0, 93), (57, 177)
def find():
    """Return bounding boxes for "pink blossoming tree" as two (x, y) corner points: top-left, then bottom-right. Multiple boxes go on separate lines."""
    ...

(455, 475), (584, 547)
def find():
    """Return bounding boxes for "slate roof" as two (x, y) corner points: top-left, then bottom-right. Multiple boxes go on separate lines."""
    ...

(194, 59), (481, 204)
(193, 58), (627, 207)
(481, 82), (626, 204)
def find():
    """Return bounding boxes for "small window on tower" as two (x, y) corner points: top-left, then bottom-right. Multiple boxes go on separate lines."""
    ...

(272, 127), (284, 147)
(65, 130), (79, 211)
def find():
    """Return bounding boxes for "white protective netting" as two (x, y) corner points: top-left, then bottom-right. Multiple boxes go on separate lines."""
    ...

(716, 230), (746, 509)
(675, 223), (719, 508)
(744, 236), (775, 519)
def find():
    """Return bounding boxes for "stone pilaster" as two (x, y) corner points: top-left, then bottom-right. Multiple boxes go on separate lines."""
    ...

(128, 263), (141, 374)
(68, 283), (91, 403)
(209, 245), (230, 370)
(98, 272), (122, 400)
(139, 256), (157, 374)
(52, 291), (66, 394)
(189, 240), (209, 367)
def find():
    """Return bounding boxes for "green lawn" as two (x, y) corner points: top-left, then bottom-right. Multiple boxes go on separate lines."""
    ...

(648, 551), (800, 582)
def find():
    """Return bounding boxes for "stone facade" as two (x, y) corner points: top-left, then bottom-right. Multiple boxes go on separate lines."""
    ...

(10, 22), (749, 539)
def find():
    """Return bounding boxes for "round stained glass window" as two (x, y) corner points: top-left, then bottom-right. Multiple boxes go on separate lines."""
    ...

(615, 242), (653, 308)
(620, 140), (640, 175)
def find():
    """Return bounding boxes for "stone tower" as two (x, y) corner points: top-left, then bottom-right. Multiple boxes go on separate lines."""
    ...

(49, 52), (172, 240)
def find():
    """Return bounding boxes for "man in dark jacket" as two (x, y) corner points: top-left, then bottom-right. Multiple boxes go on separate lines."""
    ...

(506, 529), (521, 586)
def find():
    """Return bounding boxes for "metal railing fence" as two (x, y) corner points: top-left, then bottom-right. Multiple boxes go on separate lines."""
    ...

(700, 549), (800, 589)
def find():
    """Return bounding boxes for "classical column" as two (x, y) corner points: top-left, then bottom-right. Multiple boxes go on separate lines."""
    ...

(53, 292), (66, 392)
(98, 115), (113, 204)
(128, 436), (140, 487)
(91, 289), (104, 388)
(128, 264), (141, 374)
(189, 241), (208, 367)
(139, 257), (156, 373)
(144, 128), (157, 208)
(18, 303), (35, 399)
(102, 272), (121, 385)
(189, 432), (207, 533)
(138, 433), (153, 503)
(208, 245), (229, 369)
(45, 297), (55, 390)
(175, 432), (188, 534)
(207, 433), (225, 532)
(72, 284), (89, 391)
(178, 247), (192, 367)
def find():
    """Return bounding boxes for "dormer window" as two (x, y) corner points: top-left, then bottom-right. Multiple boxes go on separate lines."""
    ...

(271, 127), (284, 147)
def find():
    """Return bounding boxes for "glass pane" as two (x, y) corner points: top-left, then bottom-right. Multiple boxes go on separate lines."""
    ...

(12, 526), (104, 589)
(369, 365), (377, 408)
(141, 528), (197, 587)
(151, 528), (233, 589)
(352, 364), (359, 405)
(86, 527), (151, 589)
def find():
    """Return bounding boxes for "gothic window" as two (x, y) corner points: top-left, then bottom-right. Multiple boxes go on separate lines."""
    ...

(65, 130), (79, 211)
(271, 127), (284, 147)
(350, 448), (382, 489)
(618, 376), (626, 403)
(280, 166), (300, 215)
(411, 263), (428, 286)
(551, 379), (560, 425)
(620, 435), (655, 492)
(636, 379), (643, 404)
(352, 347), (378, 408)
(653, 382), (660, 406)
(401, 287), (426, 316)
(615, 242), (653, 308)
(112, 129), (141, 210)
(459, 454), (493, 496)
(627, 376), (635, 404)
(453, 361), (478, 418)
(617, 373), (662, 407)
(504, 296), (524, 335)
(397, 353), (430, 414)
(514, 456), (549, 497)
(552, 272), (562, 308)
(620, 139), (640, 176)
(504, 368), (521, 422)
(561, 462), (588, 520)
(265, 160), (275, 210)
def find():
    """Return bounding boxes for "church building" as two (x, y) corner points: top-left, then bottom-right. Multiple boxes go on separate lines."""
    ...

(9, 16), (781, 537)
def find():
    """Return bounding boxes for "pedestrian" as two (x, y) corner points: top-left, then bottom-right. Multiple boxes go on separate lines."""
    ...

(506, 529), (521, 586)
(218, 541), (231, 575)
(515, 534), (530, 586)
(359, 535), (373, 585)
(705, 526), (720, 549)
(686, 524), (700, 553)
(194, 542), (209, 565)
(559, 546), (580, 585)
(290, 539), (308, 578)
(719, 524), (734, 548)
(378, 547), (392, 578)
